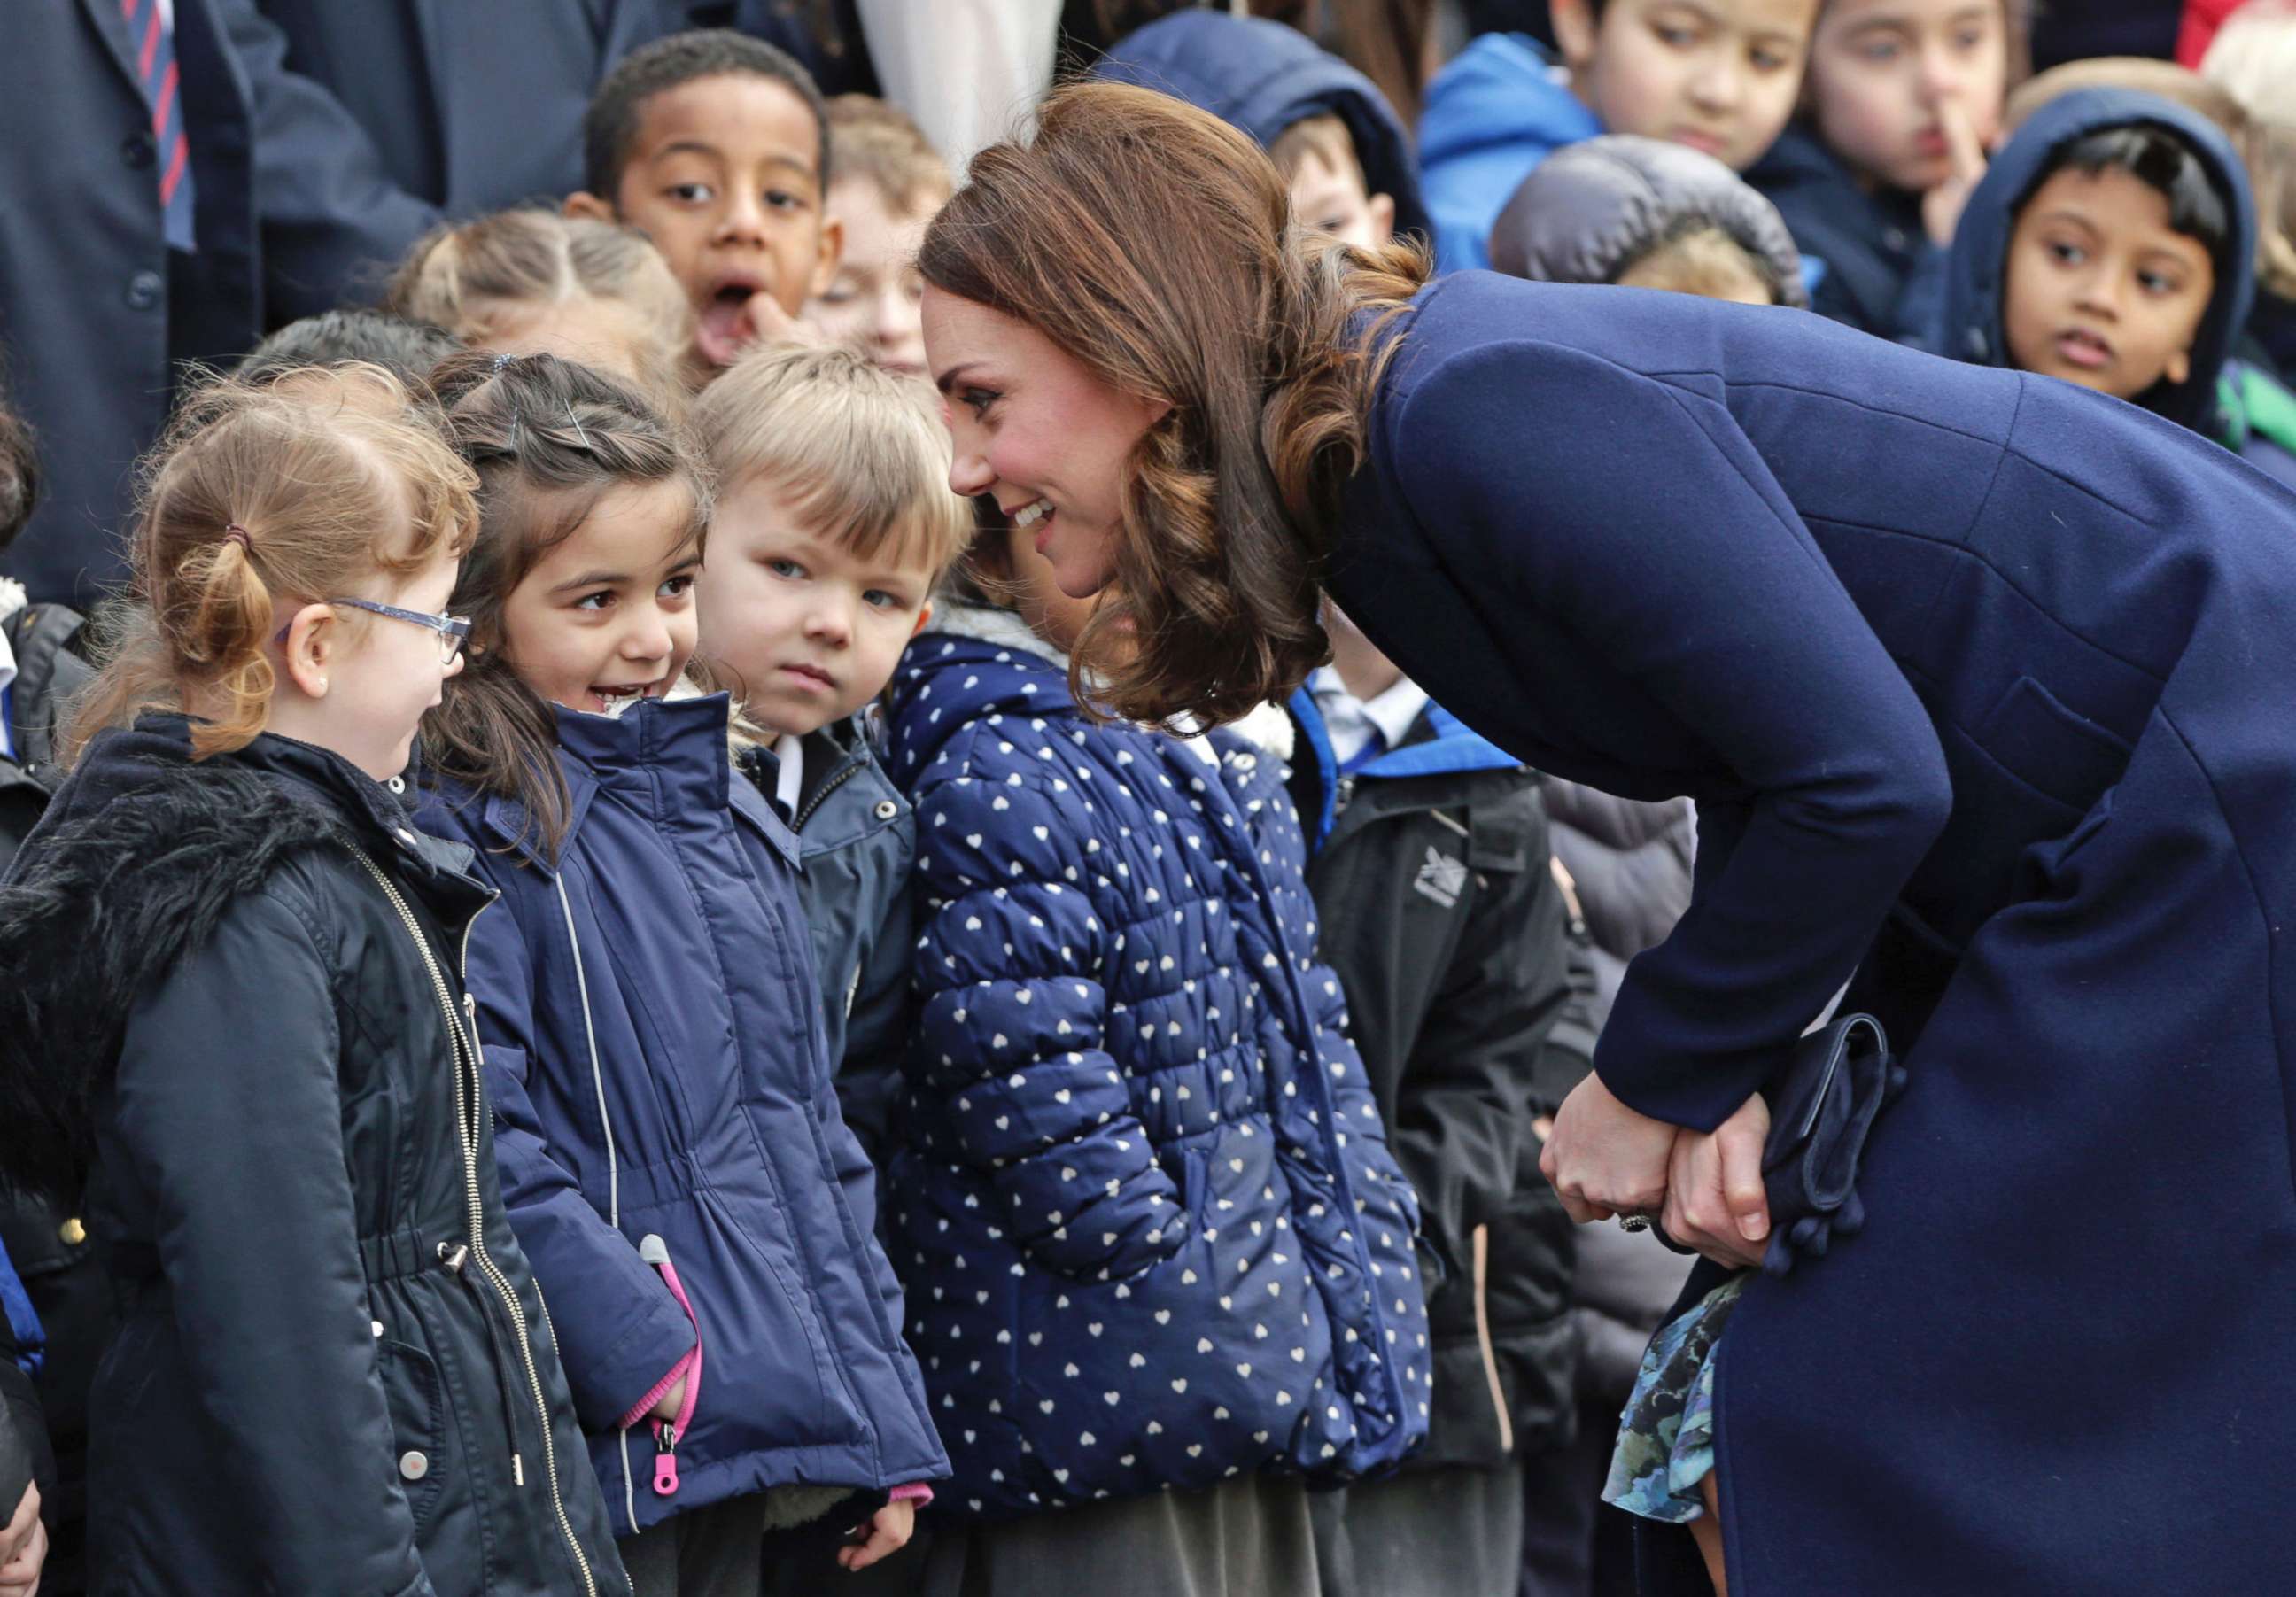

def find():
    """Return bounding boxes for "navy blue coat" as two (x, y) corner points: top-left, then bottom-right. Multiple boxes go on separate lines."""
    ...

(0, 0), (442, 609)
(1092, 10), (1431, 244)
(415, 696), (946, 1538)
(1748, 122), (1942, 339)
(1327, 269), (2296, 1593)
(880, 609), (1432, 1519)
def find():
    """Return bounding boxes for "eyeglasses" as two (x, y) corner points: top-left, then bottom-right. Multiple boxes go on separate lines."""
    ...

(327, 599), (471, 664)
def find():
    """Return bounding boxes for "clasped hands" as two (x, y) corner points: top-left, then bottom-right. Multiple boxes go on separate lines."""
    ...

(1538, 1070), (1772, 1270)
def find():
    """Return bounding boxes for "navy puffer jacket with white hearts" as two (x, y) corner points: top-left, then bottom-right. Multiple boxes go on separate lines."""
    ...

(880, 606), (1431, 1520)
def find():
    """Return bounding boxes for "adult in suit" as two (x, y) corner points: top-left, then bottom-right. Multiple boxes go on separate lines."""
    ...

(914, 82), (2296, 1596)
(0, 0), (444, 609)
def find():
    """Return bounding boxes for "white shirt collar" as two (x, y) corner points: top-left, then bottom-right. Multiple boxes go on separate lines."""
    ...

(774, 732), (803, 818)
(1309, 666), (1427, 765)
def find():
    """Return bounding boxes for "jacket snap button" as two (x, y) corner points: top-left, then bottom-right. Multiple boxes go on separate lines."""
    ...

(58, 1217), (86, 1245)
(873, 799), (899, 820)
(371, 1320), (384, 1338)
(399, 1450), (429, 1481)
(387, 776), (406, 795)
(124, 270), (163, 310)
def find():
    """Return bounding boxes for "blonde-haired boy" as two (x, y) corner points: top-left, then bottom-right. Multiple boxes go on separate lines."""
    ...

(693, 343), (972, 1143)
(805, 96), (952, 376)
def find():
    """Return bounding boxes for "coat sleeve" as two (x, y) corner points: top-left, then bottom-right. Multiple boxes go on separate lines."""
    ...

(1392, 342), (1952, 1131)
(907, 766), (1188, 1281)
(1384, 800), (1571, 1278)
(212, 0), (440, 320)
(462, 886), (695, 1434)
(108, 889), (436, 1596)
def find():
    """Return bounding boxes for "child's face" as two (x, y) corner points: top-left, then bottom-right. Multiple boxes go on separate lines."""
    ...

(573, 74), (842, 370)
(497, 479), (701, 715)
(1805, 0), (2008, 193)
(807, 179), (935, 378)
(925, 287), (1167, 602)
(273, 534), (466, 783)
(696, 476), (935, 737)
(1553, 0), (1819, 173)
(2001, 163), (2215, 402)
(1286, 150), (1397, 252)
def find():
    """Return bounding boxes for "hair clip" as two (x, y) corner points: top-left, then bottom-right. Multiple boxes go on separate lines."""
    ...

(565, 401), (591, 450)
(492, 351), (516, 372)
(223, 523), (252, 552)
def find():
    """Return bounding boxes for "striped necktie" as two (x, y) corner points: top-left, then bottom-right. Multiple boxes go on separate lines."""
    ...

(122, 0), (196, 252)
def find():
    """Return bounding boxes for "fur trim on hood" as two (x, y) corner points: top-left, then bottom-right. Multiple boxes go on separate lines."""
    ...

(0, 758), (353, 1198)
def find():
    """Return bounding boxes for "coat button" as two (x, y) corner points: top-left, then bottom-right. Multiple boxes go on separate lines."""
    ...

(58, 1217), (86, 1245)
(873, 799), (899, 821)
(125, 270), (163, 310)
(399, 1450), (429, 1481)
(371, 1320), (385, 1338)
(122, 133), (155, 168)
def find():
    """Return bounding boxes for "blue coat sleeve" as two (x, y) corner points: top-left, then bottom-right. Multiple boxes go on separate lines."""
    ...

(908, 764), (1189, 1280)
(213, 0), (439, 319)
(462, 884), (694, 1434)
(1388, 341), (1952, 1130)
(111, 890), (435, 1596)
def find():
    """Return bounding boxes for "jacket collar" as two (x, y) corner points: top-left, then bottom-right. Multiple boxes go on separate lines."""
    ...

(1288, 688), (1526, 851)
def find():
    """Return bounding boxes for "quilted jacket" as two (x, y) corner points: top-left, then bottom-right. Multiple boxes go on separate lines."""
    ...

(880, 606), (1431, 1519)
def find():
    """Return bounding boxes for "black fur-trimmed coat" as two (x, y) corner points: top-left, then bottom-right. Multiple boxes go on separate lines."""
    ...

(0, 717), (629, 1597)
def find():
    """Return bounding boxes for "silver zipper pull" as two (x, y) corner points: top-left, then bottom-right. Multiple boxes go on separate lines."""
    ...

(436, 1242), (469, 1274)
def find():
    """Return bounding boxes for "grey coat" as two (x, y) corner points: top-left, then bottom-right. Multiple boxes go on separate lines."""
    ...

(1488, 134), (1807, 306)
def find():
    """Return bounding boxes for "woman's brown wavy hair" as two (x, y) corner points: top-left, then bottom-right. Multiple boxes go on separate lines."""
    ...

(917, 81), (1430, 729)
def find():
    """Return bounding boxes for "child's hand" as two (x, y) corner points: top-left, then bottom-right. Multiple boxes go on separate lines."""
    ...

(738, 290), (826, 354)
(838, 1498), (915, 1572)
(0, 1481), (44, 1597)
(1923, 94), (1991, 248)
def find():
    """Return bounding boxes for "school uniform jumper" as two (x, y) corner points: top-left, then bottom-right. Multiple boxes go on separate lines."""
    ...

(415, 695), (947, 1547)
(1326, 267), (2296, 1594)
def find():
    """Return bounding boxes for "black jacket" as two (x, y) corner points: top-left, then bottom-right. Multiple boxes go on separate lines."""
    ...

(1287, 687), (1578, 1471)
(1746, 121), (1941, 340)
(0, 719), (630, 1597)
(0, 593), (99, 1594)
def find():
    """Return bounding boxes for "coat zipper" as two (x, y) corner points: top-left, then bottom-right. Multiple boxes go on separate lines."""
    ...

(790, 748), (867, 832)
(353, 850), (600, 1597)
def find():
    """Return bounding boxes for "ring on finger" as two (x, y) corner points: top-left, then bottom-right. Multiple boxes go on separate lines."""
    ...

(1617, 1211), (1653, 1233)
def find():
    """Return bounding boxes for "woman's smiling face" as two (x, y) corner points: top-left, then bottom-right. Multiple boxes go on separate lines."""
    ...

(924, 286), (1167, 600)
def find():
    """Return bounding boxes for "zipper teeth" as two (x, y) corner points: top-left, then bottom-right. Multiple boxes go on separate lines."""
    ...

(353, 851), (599, 1597)
(789, 750), (866, 832)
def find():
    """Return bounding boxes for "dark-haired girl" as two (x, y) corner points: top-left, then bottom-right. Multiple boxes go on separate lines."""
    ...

(914, 80), (2296, 1596)
(412, 353), (945, 1597)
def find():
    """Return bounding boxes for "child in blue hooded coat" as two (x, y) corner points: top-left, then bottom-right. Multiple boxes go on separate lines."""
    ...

(1934, 85), (2296, 489)
(863, 523), (1432, 1595)
(413, 353), (946, 1597)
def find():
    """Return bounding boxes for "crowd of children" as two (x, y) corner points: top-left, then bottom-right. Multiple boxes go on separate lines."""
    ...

(0, 4), (2292, 1596)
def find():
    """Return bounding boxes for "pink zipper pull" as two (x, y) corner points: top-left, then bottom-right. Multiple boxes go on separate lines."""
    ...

(652, 1422), (679, 1495)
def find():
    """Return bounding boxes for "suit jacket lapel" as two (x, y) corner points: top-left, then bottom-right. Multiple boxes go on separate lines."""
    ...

(80, 0), (144, 102)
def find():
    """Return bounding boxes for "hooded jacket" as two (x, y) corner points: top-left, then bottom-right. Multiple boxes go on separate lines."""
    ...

(1418, 33), (1602, 273)
(415, 694), (948, 1539)
(1936, 88), (2261, 436)
(1286, 687), (1578, 1473)
(1489, 134), (1809, 306)
(880, 606), (1432, 1518)
(0, 717), (628, 1597)
(1091, 8), (1431, 244)
(1747, 121), (1940, 338)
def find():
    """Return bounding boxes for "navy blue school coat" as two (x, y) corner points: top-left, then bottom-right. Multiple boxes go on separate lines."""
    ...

(1326, 268), (2296, 1594)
